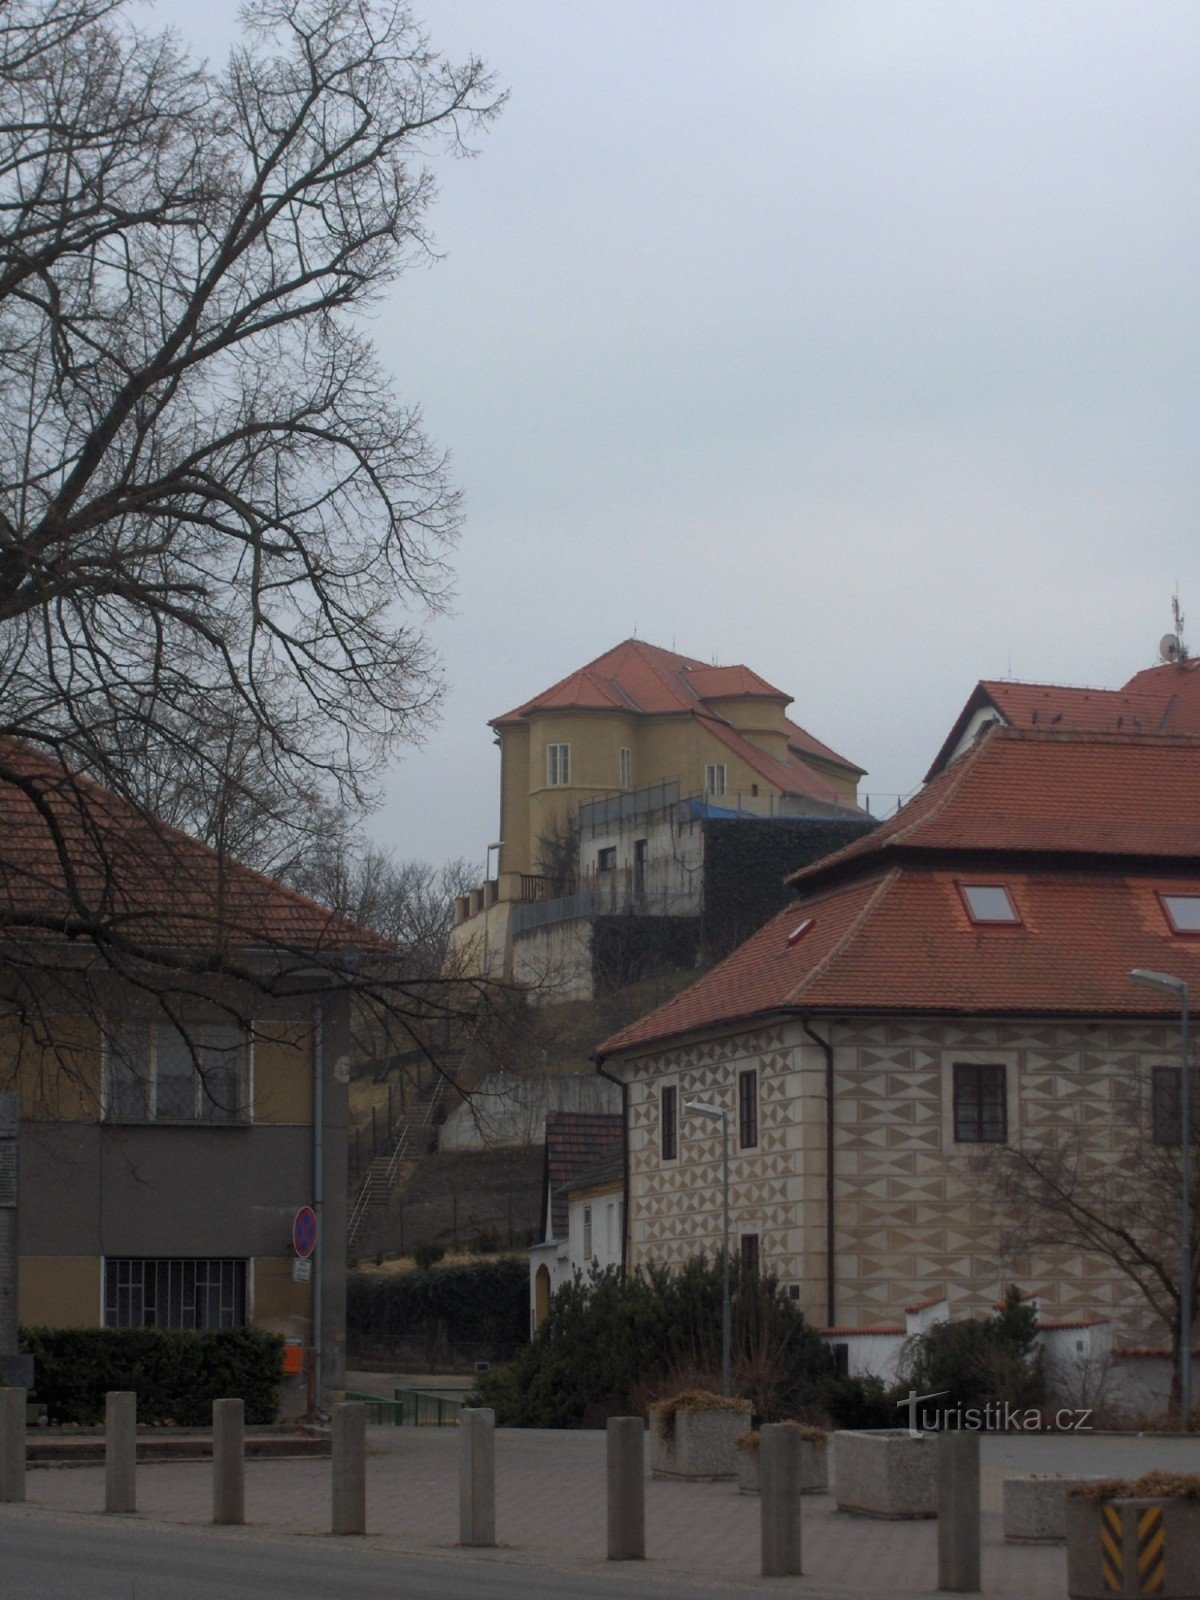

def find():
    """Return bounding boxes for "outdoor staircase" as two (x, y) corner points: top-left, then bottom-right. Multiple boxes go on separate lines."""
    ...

(347, 1076), (447, 1250)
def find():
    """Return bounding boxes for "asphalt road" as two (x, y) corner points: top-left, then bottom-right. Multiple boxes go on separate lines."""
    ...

(0, 1509), (801, 1600)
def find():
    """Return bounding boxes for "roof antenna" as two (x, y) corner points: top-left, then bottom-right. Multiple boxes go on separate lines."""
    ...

(1160, 590), (1189, 663)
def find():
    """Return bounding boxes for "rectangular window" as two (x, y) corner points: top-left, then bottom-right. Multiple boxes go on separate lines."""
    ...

(597, 846), (617, 872)
(959, 883), (1020, 925)
(633, 838), (647, 895)
(738, 1068), (758, 1149)
(1160, 894), (1200, 934)
(661, 1084), (677, 1161)
(105, 1023), (249, 1123)
(619, 747), (632, 789)
(740, 1233), (760, 1277)
(831, 1341), (850, 1378)
(953, 1062), (1007, 1142)
(546, 743), (570, 786)
(103, 1258), (247, 1329)
(583, 1205), (592, 1260)
(705, 763), (726, 797)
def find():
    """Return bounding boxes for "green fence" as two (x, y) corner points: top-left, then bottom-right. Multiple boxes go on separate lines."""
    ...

(343, 1388), (465, 1427)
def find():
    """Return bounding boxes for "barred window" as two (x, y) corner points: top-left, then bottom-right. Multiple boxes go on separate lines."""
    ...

(104, 1258), (247, 1330)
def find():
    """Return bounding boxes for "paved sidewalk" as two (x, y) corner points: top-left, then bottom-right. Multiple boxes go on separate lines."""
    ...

(16, 1426), (1200, 1596)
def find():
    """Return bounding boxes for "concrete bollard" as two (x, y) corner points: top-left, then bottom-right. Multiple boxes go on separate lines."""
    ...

(458, 1407), (495, 1548)
(105, 1391), (137, 1513)
(331, 1402), (366, 1535)
(760, 1422), (803, 1577)
(0, 1386), (25, 1504)
(212, 1397), (245, 1526)
(937, 1431), (981, 1593)
(606, 1417), (645, 1560)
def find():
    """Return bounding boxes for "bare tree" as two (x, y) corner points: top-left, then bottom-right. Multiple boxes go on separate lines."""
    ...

(0, 0), (501, 860)
(0, 0), (509, 1089)
(985, 1067), (1199, 1413)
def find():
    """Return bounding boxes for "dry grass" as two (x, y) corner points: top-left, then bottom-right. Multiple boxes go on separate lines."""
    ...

(1072, 1471), (1200, 1503)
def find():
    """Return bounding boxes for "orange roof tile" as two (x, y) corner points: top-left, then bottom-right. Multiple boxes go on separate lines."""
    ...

(0, 740), (385, 960)
(491, 639), (864, 801)
(597, 728), (1200, 1059)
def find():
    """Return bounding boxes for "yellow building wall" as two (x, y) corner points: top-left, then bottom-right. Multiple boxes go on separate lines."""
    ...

(0, 1013), (102, 1122)
(20, 1256), (102, 1326)
(498, 723), (532, 876)
(253, 1256), (315, 1340)
(253, 1022), (313, 1124)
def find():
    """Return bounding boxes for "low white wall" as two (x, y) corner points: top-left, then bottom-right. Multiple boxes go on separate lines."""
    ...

(439, 1072), (621, 1152)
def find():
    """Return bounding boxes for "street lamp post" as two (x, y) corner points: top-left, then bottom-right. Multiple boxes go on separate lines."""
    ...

(1130, 967), (1192, 1428)
(483, 840), (503, 977)
(686, 1099), (731, 1398)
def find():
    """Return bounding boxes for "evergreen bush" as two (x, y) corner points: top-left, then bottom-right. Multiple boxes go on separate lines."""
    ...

(475, 1257), (833, 1428)
(19, 1326), (283, 1425)
(899, 1285), (1045, 1427)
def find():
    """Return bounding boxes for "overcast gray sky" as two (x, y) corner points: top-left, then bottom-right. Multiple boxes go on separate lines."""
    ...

(154, 0), (1199, 866)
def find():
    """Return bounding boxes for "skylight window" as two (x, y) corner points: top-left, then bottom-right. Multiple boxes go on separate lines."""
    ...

(959, 884), (1020, 925)
(787, 918), (815, 947)
(1160, 894), (1200, 935)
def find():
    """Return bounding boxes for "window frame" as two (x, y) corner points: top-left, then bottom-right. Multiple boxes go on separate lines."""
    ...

(619, 747), (632, 789)
(1159, 893), (1200, 936)
(103, 1022), (252, 1125)
(660, 1082), (678, 1163)
(582, 1204), (593, 1261)
(738, 1067), (759, 1151)
(958, 882), (1021, 926)
(740, 1233), (760, 1277)
(546, 743), (570, 786)
(597, 846), (617, 873)
(952, 1061), (1008, 1143)
(705, 763), (727, 798)
(103, 1256), (248, 1330)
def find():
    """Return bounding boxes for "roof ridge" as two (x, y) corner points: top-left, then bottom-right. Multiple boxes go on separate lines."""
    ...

(784, 870), (899, 1005)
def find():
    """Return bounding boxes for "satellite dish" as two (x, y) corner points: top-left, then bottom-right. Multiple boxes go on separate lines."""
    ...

(1160, 633), (1182, 663)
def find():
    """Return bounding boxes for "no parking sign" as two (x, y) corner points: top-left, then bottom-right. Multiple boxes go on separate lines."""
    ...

(292, 1205), (318, 1258)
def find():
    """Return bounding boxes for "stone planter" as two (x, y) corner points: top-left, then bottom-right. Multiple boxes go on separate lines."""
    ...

(832, 1429), (936, 1519)
(735, 1429), (828, 1495)
(1004, 1475), (1109, 1543)
(1066, 1494), (1200, 1599)
(648, 1402), (751, 1480)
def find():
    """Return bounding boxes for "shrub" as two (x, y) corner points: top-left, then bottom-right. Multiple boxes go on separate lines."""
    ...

(819, 1372), (901, 1430)
(899, 1285), (1045, 1427)
(346, 1256), (527, 1357)
(19, 1326), (283, 1425)
(475, 1256), (833, 1428)
(412, 1242), (446, 1270)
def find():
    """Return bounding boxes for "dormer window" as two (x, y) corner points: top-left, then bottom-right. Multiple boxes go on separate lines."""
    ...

(959, 884), (1020, 925)
(1160, 894), (1200, 935)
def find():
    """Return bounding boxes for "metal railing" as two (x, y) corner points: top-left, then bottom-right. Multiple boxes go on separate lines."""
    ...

(343, 1388), (464, 1426)
(347, 1072), (450, 1249)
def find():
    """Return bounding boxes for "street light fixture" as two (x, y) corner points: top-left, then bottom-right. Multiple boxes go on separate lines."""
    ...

(1129, 967), (1192, 1428)
(686, 1098), (731, 1398)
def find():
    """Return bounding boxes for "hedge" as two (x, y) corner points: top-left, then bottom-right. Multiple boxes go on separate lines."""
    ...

(19, 1326), (283, 1425)
(347, 1257), (527, 1355)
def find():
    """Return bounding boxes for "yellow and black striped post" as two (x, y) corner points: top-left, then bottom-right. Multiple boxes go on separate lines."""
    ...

(1136, 1504), (1165, 1597)
(1101, 1503), (1123, 1594)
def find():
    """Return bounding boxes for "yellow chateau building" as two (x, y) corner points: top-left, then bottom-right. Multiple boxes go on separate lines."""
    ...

(451, 640), (866, 990)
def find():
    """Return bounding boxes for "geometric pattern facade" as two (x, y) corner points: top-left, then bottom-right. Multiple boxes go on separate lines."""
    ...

(620, 1015), (1175, 1345)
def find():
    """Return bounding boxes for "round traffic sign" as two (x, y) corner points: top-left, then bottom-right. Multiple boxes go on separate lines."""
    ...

(292, 1205), (318, 1258)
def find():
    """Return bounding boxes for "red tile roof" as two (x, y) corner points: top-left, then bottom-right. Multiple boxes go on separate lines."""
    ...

(928, 661), (1200, 779)
(541, 1111), (624, 1240)
(0, 739), (386, 960)
(597, 728), (1200, 1059)
(491, 639), (865, 804)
